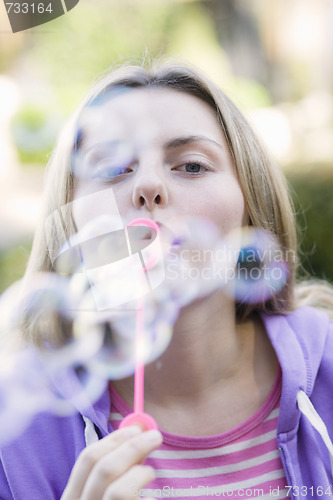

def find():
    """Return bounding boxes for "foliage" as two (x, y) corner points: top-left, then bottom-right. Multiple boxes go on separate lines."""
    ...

(0, 240), (32, 295)
(16, 1), (272, 112)
(22, 1), (175, 109)
(287, 168), (333, 283)
(11, 103), (57, 165)
(13, 104), (46, 131)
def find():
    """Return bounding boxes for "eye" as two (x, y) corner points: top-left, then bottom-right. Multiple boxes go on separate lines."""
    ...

(92, 162), (133, 180)
(175, 161), (209, 174)
(79, 141), (136, 182)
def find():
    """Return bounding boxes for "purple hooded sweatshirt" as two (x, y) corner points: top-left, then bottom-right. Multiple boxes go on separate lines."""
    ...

(1, 306), (333, 500)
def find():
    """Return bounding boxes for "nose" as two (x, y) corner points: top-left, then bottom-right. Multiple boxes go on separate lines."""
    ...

(132, 168), (168, 211)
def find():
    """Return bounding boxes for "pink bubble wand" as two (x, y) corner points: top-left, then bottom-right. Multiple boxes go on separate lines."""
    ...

(119, 219), (159, 431)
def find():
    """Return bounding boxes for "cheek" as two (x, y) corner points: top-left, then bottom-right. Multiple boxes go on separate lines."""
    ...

(195, 181), (246, 235)
(224, 185), (247, 228)
(72, 182), (126, 231)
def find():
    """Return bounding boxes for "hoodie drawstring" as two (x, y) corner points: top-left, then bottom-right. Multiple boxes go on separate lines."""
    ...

(297, 390), (333, 477)
(82, 416), (99, 446)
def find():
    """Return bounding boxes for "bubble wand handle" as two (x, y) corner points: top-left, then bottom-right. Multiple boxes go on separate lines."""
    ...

(134, 299), (144, 414)
(119, 218), (159, 431)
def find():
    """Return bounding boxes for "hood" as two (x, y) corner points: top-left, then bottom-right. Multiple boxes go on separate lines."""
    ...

(260, 306), (330, 436)
(49, 367), (111, 438)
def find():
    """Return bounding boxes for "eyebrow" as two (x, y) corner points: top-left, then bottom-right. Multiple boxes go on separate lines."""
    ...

(81, 135), (226, 156)
(164, 135), (225, 152)
(81, 140), (122, 155)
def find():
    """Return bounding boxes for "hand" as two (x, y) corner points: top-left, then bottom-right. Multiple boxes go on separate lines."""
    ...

(61, 426), (163, 500)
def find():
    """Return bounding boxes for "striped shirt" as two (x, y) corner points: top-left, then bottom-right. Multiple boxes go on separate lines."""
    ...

(109, 370), (288, 499)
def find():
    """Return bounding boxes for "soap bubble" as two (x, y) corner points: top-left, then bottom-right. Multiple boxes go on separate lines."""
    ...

(0, 342), (106, 445)
(51, 212), (166, 309)
(78, 289), (177, 380)
(70, 217), (176, 379)
(0, 272), (106, 439)
(224, 227), (289, 303)
(75, 310), (140, 381)
(0, 349), (52, 445)
(45, 189), (124, 274)
(72, 137), (136, 183)
(53, 213), (128, 277)
(17, 273), (75, 346)
(71, 85), (157, 185)
(162, 216), (240, 307)
(0, 285), (51, 445)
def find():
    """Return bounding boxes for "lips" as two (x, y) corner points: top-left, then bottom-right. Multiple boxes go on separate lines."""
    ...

(134, 226), (153, 240)
(125, 217), (179, 249)
(127, 219), (158, 241)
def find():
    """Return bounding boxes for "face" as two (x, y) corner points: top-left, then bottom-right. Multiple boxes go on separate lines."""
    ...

(72, 88), (247, 241)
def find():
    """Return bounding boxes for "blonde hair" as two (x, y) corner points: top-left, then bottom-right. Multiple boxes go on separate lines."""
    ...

(25, 58), (333, 325)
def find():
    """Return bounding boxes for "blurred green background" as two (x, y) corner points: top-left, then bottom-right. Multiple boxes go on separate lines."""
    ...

(1, 0), (333, 293)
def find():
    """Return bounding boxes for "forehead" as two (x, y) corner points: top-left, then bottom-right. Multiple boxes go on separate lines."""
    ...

(80, 87), (226, 151)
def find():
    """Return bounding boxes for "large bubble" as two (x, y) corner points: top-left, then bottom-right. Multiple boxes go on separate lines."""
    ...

(0, 272), (106, 444)
(67, 216), (175, 379)
(71, 86), (157, 185)
(223, 226), (290, 303)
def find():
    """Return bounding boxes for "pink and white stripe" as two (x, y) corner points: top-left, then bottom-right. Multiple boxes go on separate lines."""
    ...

(109, 370), (288, 499)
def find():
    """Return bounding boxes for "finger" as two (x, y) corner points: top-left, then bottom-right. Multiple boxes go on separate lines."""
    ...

(102, 464), (156, 500)
(61, 426), (143, 500)
(81, 430), (163, 500)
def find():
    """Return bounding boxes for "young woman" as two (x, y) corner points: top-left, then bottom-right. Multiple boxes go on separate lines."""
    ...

(1, 59), (333, 500)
